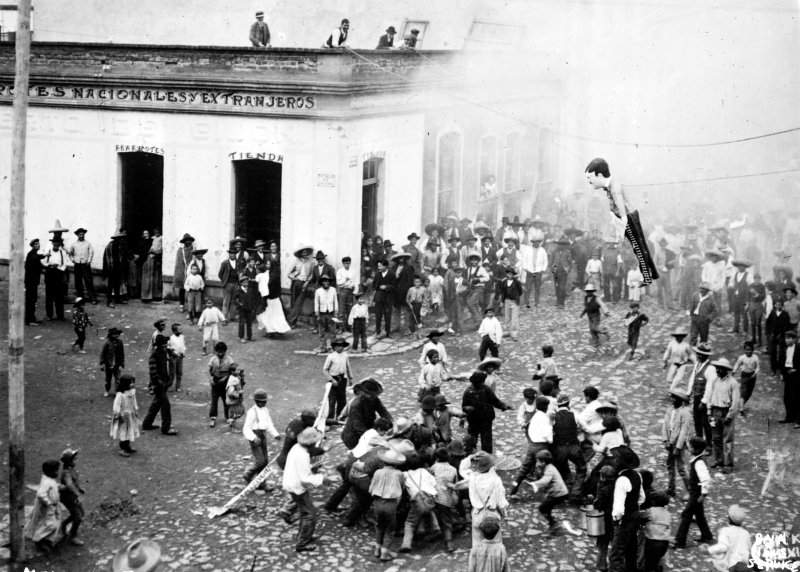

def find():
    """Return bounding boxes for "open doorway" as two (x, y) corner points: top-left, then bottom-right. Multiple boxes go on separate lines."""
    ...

(362, 158), (384, 237)
(233, 159), (282, 245)
(119, 152), (164, 242)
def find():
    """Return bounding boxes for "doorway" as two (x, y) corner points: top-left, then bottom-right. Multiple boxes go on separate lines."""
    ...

(119, 152), (164, 242)
(233, 159), (282, 245)
(362, 158), (384, 237)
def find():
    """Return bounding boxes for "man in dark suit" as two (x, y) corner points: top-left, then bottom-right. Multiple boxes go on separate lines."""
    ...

(391, 253), (416, 333)
(689, 282), (718, 345)
(373, 259), (396, 338)
(217, 250), (239, 321)
(480, 235), (497, 266)
(25, 238), (43, 325)
(551, 238), (573, 309)
(778, 330), (800, 427)
(249, 11), (271, 48)
(376, 26), (396, 49)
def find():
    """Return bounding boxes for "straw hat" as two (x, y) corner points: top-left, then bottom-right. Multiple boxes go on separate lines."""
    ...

(297, 427), (321, 445)
(728, 504), (747, 525)
(476, 357), (502, 372)
(112, 538), (162, 572)
(693, 343), (712, 356)
(470, 451), (494, 473)
(377, 448), (406, 465)
(293, 244), (313, 257)
(710, 357), (734, 371)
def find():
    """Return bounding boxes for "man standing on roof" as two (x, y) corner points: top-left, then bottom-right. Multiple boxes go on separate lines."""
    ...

(324, 19), (350, 49)
(249, 11), (271, 48)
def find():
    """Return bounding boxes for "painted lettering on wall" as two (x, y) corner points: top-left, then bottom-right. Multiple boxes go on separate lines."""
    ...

(228, 152), (284, 163)
(116, 144), (164, 155)
(362, 150), (386, 161)
(0, 85), (317, 112)
(317, 174), (336, 187)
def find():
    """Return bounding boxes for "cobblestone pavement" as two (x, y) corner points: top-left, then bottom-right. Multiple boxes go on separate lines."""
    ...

(1, 282), (798, 571)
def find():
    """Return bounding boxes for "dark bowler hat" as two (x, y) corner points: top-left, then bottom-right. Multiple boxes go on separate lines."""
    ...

(74, 227), (88, 235)
(386, 26), (397, 34)
(179, 233), (195, 244)
(383, 240), (394, 247)
(407, 232), (420, 240)
(315, 250), (327, 260)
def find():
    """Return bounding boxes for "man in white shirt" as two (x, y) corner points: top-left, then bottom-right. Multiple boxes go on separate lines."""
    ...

(608, 447), (647, 569)
(314, 275), (339, 352)
(478, 307), (503, 360)
(324, 18), (349, 48)
(521, 237), (549, 308)
(509, 397), (552, 496)
(576, 386), (604, 462)
(42, 237), (68, 320)
(68, 227), (97, 304)
(243, 388), (281, 488)
(336, 257), (358, 331)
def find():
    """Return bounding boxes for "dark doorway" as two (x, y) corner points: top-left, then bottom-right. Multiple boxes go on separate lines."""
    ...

(233, 159), (282, 245)
(362, 158), (383, 237)
(120, 152), (164, 241)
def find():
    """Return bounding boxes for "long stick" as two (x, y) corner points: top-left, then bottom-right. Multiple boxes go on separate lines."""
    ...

(8, 1), (32, 562)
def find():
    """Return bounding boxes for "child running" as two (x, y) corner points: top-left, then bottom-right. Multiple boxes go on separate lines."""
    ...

(72, 297), (92, 353)
(732, 341), (759, 416)
(624, 301), (649, 360)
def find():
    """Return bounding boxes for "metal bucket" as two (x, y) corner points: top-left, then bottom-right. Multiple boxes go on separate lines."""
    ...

(578, 504), (593, 529)
(586, 510), (606, 537)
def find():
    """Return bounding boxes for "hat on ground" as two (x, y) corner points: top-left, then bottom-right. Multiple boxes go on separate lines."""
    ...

(315, 250), (327, 260)
(434, 394), (449, 407)
(391, 252), (411, 263)
(293, 244), (313, 257)
(584, 284), (597, 292)
(727, 504), (747, 525)
(535, 450), (553, 462)
(392, 417), (413, 436)
(710, 357), (734, 371)
(60, 448), (79, 463)
(731, 259), (752, 268)
(425, 329), (444, 339)
(420, 396), (437, 411)
(112, 538), (162, 572)
(448, 439), (466, 456)
(699, 281), (711, 291)
(377, 448), (405, 465)
(331, 337), (349, 348)
(253, 388), (268, 401)
(693, 342), (712, 356)
(254, 239), (267, 247)
(74, 297), (85, 305)
(179, 233), (194, 244)
(255, 11), (264, 17)
(557, 393), (571, 406)
(74, 227), (87, 235)
(671, 328), (688, 337)
(407, 232), (420, 240)
(470, 451), (494, 473)
(386, 26), (397, 34)
(297, 427), (321, 446)
(669, 389), (689, 401)
(476, 357), (502, 372)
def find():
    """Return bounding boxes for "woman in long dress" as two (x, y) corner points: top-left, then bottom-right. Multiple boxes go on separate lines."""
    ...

(257, 259), (291, 335)
(24, 459), (64, 551)
(141, 228), (163, 302)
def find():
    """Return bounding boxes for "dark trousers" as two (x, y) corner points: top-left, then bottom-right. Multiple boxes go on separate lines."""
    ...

(290, 491), (317, 549)
(62, 500), (84, 539)
(515, 442), (548, 485)
(769, 335), (782, 373)
(710, 406), (734, 467)
(104, 366), (120, 393)
(243, 429), (269, 482)
(73, 263), (96, 301)
(674, 494), (712, 544)
(25, 283), (39, 323)
(445, 295), (462, 333)
(748, 307), (763, 345)
(352, 317), (368, 350)
(328, 376), (347, 419)
(539, 494), (568, 526)
(479, 335), (499, 360)
(627, 329), (640, 353)
(344, 476), (373, 526)
(325, 457), (355, 510)
(107, 277), (122, 305)
(433, 502), (457, 541)
(339, 289), (354, 330)
(238, 309), (253, 340)
(642, 538), (670, 571)
(44, 268), (66, 319)
(374, 497), (399, 548)
(73, 328), (86, 350)
(690, 317), (710, 346)
(608, 517), (640, 572)
(467, 422), (494, 454)
(733, 300), (749, 333)
(524, 272), (543, 306)
(554, 271), (569, 307)
(665, 446), (689, 495)
(783, 370), (800, 422)
(740, 372), (756, 404)
(169, 355), (183, 391)
(693, 396), (712, 443)
(209, 381), (229, 419)
(178, 287), (186, 307)
(553, 443), (586, 497)
(375, 299), (392, 336)
(142, 386), (172, 433)
(288, 281), (315, 327)
(408, 301), (422, 332)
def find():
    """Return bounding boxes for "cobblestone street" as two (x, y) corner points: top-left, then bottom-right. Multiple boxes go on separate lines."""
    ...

(2, 280), (798, 572)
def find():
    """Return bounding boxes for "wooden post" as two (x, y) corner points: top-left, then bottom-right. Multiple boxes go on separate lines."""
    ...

(8, 0), (32, 562)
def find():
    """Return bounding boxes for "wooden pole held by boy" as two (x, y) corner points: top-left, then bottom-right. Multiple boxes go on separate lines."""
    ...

(8, 0), (32, 561)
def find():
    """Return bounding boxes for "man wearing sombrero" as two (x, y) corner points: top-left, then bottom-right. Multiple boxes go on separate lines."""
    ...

(102, 230), (130, 309)
(701, 248), (727, 321)
(286, 245), (315, 328)
(701, 357), (740, 473)
(68, 227), (97, 304)
(173, 233), (194, 312)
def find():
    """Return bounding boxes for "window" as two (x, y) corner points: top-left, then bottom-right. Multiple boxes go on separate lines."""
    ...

(465, 20), (525, 49)
(504, 132), (521, 192)
(400, 20), (429, 49)
(437, 131), (461, 218)
(479, 135), (498, 200)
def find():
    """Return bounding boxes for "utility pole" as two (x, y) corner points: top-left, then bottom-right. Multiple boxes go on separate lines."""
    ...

(8, 0), (32, 562)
